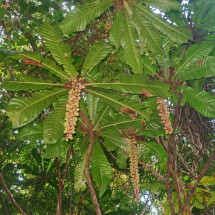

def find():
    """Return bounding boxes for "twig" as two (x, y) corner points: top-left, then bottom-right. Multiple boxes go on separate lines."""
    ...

(62, 146), (73, 188)
(56, 158), (63, 215)
(166, 169), (175, 215)
(0, 173), (28, 215)
(179, 151), (215, 214)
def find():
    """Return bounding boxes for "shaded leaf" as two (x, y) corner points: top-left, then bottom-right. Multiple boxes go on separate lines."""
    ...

(6, 88), (67, 128)
(183, 86), (215, 118)
(2, 75), (62, 91)
(43, 97), (67, 144)
(39, 21), (76, 77)
(60, 0), (114, 34)
(43, 141), (69, 158)
(91, 140), (113, 197)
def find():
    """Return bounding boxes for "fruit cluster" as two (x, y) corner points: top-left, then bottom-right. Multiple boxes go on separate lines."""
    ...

(64, 78), (85, 141)
(157, 97), (173, 134)
(127, 136), (140, 204)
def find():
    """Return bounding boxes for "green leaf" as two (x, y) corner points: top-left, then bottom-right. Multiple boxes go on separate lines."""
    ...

(87, 89), (152, 120)
(99, 115), (143, 131)
(87, 75), (170, 97)
(74, 152), (87, 192)
(59, 0), (114, 34)
(134, 14), (163, 53)
(144, 0), (181, 12)
(183, 86), (215, 118)
(120, 9), (143, 74)
(6, 88), (67, 128)
(16, 124), (43, 141)
(39, 21), (76, 77)
(141, 142), (167, 164)
(174, 42), (215, 79)
(131, 2), (192, 44)
(43, 141), (69, 158)
(87, 94), (99, 125)
(82, 41), (112, 75)
(199, 176), (215, 186)
(43, 97), (67, 144)
(109, 10), (124, 49)
(2, 75), (62, 91)
(100, 130), (128, 150)
(116, 148), (128, 169)
(176, 56), (215, 81)
(91, 141), (113, 197)
(13, 52), (69, 81)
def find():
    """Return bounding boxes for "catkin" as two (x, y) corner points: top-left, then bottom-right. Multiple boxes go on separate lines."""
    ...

(127, 137), (140, 204)
(64, 78), (85, 141)
(157, 97), (173, 134)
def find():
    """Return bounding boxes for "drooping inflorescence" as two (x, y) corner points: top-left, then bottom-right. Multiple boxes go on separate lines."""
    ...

(64, 78), (85, 141)
(157, 97), (173, 134)
(126, 136), (140, 204)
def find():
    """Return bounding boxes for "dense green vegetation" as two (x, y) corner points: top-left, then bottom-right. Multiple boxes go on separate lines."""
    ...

(0, 0), (215, 214)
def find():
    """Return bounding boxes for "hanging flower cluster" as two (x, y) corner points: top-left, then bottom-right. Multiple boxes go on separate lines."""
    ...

(157, 97), (173, 134)
(126, 136), (140, 204)
(64, 78), (85, 141)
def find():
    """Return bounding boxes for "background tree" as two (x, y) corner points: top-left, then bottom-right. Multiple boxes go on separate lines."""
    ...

(0, 0), (215, 214)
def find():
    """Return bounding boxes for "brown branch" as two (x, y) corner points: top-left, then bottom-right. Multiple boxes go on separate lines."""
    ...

(177, 152), (197, 179)
(80, 111), (102, 215)
(166, 169), (175, 215)
(0, 173), (28, 215)
(56, 158), (63, 215)
(179, 151), (215, 215)
(62, 146), (73, 188)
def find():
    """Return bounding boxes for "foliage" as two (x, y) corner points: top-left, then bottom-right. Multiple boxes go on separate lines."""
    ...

(0, 0), (215, 214)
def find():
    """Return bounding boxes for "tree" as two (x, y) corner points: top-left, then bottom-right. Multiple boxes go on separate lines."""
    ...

(0, 0), (215, 214)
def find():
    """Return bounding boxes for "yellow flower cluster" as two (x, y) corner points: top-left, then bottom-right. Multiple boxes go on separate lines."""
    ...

(127, 137), (140, 204)
(157, 97), (173, 134)
(64, 78), (85, 141)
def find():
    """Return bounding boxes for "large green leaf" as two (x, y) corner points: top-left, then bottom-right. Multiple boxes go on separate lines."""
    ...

(87, 89), (152, 120)
(59, 0), (114, 34)
(176, 56), (215, 81)
(82, 41), (112, 75)
(6, 88), (67, 128)
(91, 141), (113, 197)
(39, 21), (76, 77)
(100, 130), (128, 150)
(99, 114), (143, 131)
(74, 152), (87, 192)
(116, 148), (128, 169)
(109, 10), (124, 49)
(13, 52), (69, 80)
(174, 42), (215, 79)
(2, 75), (62, 91)
(183, 86), (215, 118)
(134, 14), (163, 53)
(144, 0), (181, 12)
(43, 141), (69, 159)
(199, 176), (215, 186)
(141, 142), (167, 165)
(131, 2), (192, 44)
(87, 94), (99, 125)
(87, 75), (170, 97)
(16, 124), (43, 141)
(120, 8), (143, 74)
(43, 97), (67, 144)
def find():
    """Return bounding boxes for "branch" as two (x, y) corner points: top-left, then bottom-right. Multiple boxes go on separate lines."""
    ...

(56, 158), (63, 215)
(0, 174), (28, 215)
(80, 111), (102, 215)
(179, 151), (215, 214)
